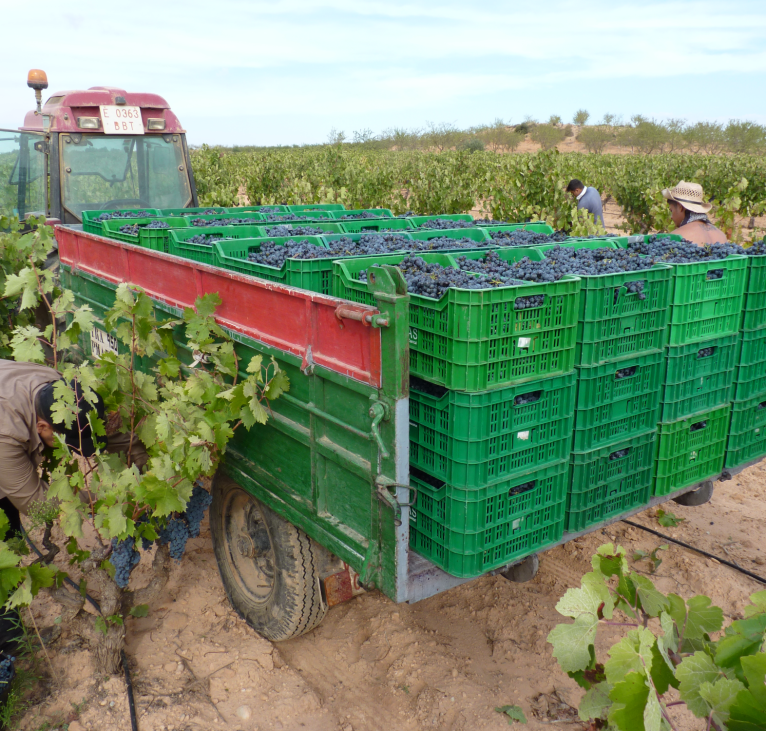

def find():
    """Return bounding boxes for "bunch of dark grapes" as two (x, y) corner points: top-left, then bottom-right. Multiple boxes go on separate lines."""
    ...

(191, 217), (255, 227)
(177, 209), (219, 216)
(489, 229), (568, 247)
(409, 236), (493, 251)
(609, 448), (630, 460)
(628, 236), (746, 262)
(95, 210), (153, 222)
(262, 225), (326, 237)
(248, 234), (411, 267)
(337, 212), (381, 220)
(119, 220), (169, 236)
(359, 255), (515, 300)
(186, 234), (231, 246)
(514, 390), (541, 406)
(157, 518), (191, 561)
(0, 655), (15, 688)
(109, 537), (141, 588)
(248, 239), (324, 266)
(184, 484), (214, 538)
(396, 211), (418, 218)
(264, 213), (302, 222)
(145, 220), (169, 229)
(698, 347), (715, 358)
(614, 366), (637, 380)
(745, 239), (766, 256)
(473, 219), (511, 226)
(416, 219), (475, 230)
(256, 206), (283, 213)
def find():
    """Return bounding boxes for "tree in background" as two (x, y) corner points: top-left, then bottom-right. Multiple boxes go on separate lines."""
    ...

(579, 126), (613, 153)
(548, 114), (563, 126)
(573, 109), (590, 126)
(532, 124), (566, 150)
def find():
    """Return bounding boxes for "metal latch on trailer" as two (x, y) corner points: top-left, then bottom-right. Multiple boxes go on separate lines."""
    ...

(375, 475), (417, 527)
(335, 304), (389, 329)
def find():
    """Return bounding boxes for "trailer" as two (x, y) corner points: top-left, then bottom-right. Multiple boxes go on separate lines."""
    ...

(54, 224), (727, 641)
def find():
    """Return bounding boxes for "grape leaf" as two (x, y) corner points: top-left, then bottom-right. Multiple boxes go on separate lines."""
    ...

(643, 688), (662, 731)
(556, 578), (614, 620)
(579, 681), (612, 721)
(741, 654), (766, 707)
(656, 509), (684, 527)
(743, 590), (766, 619)
(592, 543), (628, 577)
(650, 638), (678, 694)
(676, 651), (723, 717)
(547, 614), (599, 673)
(608, 672), (650, 731)
(684, 595), (724, 639)
(699, 677), (746, 727)
(494, 705), (527, 724)
(94, 616), (108, 636)
(605, 628), (654, 684)
(129, 604), (149, 618)
(633, 575), (669, 617)
(715, 613), (766, 679)
(0, 510), (10, 542)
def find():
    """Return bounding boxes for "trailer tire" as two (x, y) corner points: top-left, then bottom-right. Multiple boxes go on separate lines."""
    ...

(499, 554), (539, 583)
(210, 473), (327, 642)
(672, 480), (714, 507)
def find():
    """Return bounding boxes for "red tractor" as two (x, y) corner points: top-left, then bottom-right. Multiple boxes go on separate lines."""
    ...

(1, 69), (198, 223)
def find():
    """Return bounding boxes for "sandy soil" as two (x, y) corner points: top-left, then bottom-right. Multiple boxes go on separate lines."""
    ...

(15, 459), (766, 731)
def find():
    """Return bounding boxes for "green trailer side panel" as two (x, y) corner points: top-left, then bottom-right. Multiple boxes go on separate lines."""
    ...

(60, 264), (407, 595)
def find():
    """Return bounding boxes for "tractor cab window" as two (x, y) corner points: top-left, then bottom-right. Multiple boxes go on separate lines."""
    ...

(59, 133), (192, 220)
(0, 130), (46, 220)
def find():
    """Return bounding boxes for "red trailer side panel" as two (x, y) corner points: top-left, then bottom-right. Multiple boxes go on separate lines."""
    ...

(56, 227), (383, 387)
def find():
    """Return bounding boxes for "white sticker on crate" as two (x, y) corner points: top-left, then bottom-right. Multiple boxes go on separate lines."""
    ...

(90, 328), (118, 358)
(517, 431), (530, 441)
(409, 328), (418, 345)
(517, 337), (531, 349)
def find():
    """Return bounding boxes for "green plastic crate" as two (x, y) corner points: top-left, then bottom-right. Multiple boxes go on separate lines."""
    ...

(407, 214), (474, 228)
(408, 228), (492, 249)
(577, 311), (669, 366)
(214, 236), (332, 292)
(167, 225), (266, 263)
(287, 204), (346, 212)
(260, 222), (345, 236)
(565, 483), (652, 533)
(409, 372), (575, 487)
(333, 250), (581, 391)
(743, 252), (766, 329)
(667, 298), (745, 345)
(569, 430), (657, 511)
(725, 396), (766, 469)
(340, 218), (415, 233)
(661, 336), (739, 421)
(186, 212), (264, 225)
(726, 395), (766, 469)
(480, 222), (554, 234)
(264, 211), (336, 221)
(330, 208), (394, 220)
(82, 208), (161, 235)
(101, 218), (190, 251)
(409, 504), (565, 578)
(573, 351), (664, 451)
(409, 460), (569, 535)
(159, 207), (227, 216)
(654, 405), (730, 495)
(224, 205), (290, 213)
(734, 328), (766, 400)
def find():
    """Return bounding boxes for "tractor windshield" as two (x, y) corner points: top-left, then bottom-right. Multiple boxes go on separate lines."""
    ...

(0, 130), (46, 220)
(59, 133), (192, 219)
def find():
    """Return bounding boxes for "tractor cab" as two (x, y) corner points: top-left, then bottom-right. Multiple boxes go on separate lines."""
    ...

(1, 70), (198, 223)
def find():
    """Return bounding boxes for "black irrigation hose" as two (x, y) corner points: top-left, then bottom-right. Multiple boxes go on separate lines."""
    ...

(622, 519), (766, 586)
(23, 530), (139, 730)
(122, 650), (139, 731)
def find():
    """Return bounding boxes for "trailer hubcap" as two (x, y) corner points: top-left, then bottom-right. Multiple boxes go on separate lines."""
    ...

(223, 490), (276, 603)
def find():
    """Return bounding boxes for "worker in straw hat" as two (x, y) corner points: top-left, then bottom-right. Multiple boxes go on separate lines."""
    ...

(662, 181), (727, 245)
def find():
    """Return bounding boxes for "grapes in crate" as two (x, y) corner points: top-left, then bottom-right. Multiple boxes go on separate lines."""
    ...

(119, 220), (169, 235)
(416, 219), (475, 230)
(262, 225), (326, 237)
(489, 229), (568, 247)
(96, 210), (154, 222)
(409, 236), (492, 251)
(191, 217), (255, 227)
(628, 236), (745, 262)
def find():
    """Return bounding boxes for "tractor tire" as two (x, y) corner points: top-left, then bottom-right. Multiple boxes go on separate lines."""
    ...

(210, 473), (327, 641)
(672, 480), (714, 507)
(499, 554), (539, 583)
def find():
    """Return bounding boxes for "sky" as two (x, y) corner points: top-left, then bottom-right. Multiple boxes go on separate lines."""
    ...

(2, 0), (766, 147)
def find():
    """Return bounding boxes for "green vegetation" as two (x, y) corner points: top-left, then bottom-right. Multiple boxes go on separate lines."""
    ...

(190, 146), (766, 241)
(548, 543), (766, 731)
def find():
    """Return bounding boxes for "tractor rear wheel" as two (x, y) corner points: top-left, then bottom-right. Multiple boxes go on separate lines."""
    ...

(672, 480), (714, 507)
(210, 473), (327, 641)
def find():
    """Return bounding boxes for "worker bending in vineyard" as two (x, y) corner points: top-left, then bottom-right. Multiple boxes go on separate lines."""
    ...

(662, 181), (727, 245)
(0, 359), (147, 530)
(566, 179), (605, 226)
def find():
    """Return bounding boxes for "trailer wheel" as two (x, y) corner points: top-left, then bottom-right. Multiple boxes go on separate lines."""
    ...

(672, 480), (714, 507)
(499, 554), (539, 583)
(210, 474), (327, 641)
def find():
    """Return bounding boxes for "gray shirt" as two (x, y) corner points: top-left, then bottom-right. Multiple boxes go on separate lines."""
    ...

(577, 186), (605, 226)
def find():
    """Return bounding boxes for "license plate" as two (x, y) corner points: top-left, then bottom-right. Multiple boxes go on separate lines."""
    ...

(100, 105), (144, 135)
(90, 328), (119, 357)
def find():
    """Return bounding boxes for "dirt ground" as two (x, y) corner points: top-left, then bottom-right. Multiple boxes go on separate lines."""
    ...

(15, 458), (766, 731)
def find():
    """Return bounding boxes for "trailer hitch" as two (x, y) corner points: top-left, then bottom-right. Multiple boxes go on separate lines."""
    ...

(375, 476), (417, 526)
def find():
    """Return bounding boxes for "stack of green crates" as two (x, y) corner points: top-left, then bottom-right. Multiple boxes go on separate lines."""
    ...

(557, 241), (672, 531)
(726, 251), (766, 469)
(331, 248), (579, 577)
(654, 254), (747, 495)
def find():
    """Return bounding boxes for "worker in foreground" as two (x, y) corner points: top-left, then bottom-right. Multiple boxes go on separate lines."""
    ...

(566, 179), (605, 226)
(662, 181), (727, 245)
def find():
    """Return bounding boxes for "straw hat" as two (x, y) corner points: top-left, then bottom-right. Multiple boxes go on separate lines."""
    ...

(662, 181), (712, 213)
